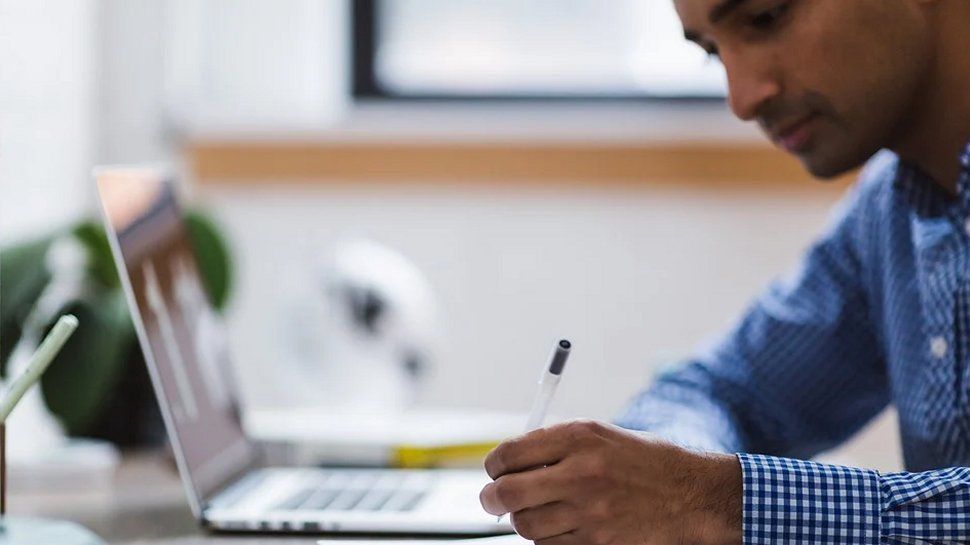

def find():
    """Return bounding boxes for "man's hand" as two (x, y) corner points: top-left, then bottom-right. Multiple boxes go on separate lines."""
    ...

(479, 420), (742, 545)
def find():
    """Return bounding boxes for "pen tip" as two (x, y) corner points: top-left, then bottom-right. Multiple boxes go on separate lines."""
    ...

(61, 314), (80, 329)
(558, 339), (571, 350)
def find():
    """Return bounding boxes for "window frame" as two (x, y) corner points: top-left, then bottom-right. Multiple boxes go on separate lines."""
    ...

(351, 0), (726, 103)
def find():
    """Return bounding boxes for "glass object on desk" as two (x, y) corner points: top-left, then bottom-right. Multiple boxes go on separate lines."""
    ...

(0, 316), (106, 544)
(0, 517), (105, 545)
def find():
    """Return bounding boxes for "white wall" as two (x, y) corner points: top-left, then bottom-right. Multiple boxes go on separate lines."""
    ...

(163, 0), (350, 132)
(205, 184), (832, 414)
(97, 0), (171, 165)
(0, 0), (97, 243)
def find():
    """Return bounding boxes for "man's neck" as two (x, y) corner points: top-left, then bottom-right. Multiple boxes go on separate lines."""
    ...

(890, 4), (970, 195)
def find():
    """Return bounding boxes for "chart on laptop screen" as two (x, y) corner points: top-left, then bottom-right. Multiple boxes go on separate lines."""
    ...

(96, 169), (257, 500)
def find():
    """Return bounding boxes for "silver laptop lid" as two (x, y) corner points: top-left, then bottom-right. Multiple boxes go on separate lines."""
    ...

(95, 167), (259, 517)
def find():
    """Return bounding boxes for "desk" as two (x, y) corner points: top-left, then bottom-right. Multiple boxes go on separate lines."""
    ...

(8, 451), (321, 545)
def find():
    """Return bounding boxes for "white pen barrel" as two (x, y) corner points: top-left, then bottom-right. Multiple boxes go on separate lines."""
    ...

(500, 340), (571, 522)
(525, 374), (560, 430)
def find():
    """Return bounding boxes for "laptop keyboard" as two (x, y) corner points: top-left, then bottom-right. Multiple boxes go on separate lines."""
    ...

(274, 471), (430, 513)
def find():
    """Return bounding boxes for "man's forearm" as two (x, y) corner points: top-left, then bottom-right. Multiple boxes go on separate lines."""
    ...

(477, 421), (970, 545)
(684, 452), (743, 545)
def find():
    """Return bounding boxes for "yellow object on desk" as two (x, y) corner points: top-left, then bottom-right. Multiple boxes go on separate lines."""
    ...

(392, 441), (499, 469)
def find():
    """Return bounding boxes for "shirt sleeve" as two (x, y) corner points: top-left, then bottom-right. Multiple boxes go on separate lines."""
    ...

(614, 173), (891, 459)
(739, 453), (970, 544)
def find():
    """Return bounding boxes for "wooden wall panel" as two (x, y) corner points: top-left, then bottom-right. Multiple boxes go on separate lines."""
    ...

(188, 141), (855, 191)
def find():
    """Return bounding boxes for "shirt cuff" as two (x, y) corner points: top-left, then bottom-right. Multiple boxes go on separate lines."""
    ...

(738, 453), (881, 545)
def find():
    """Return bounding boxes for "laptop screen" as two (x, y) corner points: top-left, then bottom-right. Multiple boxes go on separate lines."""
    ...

(96, 168), (258, 511)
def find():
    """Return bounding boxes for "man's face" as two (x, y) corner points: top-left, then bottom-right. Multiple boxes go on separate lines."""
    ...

(674, 0), (934, 178)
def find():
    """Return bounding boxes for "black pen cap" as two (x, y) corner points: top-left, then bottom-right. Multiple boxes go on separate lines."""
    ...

(549, 339), (571, 375)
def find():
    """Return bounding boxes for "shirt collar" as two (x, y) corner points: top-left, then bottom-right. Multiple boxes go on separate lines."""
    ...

(893, 138), (970, 217)
(959, 139), (970, 204)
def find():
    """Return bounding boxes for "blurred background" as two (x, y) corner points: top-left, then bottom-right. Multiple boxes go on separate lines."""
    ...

(0, 0), (898, 472)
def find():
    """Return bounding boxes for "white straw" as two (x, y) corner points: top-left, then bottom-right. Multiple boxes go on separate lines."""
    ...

(0, 314), (79, 423)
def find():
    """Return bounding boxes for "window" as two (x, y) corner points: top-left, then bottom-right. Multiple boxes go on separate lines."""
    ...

(354, 0), (726, 100)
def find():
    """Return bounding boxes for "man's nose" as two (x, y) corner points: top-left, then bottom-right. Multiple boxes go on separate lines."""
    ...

(723, 56), (781, 122)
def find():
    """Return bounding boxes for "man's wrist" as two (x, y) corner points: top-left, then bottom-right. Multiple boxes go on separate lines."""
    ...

(684, 451), (743, 545)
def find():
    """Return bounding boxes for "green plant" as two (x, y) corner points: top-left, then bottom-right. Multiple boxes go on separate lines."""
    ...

(0, 210), (232, 437)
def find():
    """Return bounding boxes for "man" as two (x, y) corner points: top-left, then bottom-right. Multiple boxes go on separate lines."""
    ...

(478, 1), (970, 544)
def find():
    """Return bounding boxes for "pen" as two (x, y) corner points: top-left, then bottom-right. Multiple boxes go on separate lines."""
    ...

(524, 339), (571, 431)
(499, 338), (572, 523)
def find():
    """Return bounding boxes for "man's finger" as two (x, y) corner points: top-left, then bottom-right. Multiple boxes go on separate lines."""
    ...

(485, 421), (595, 479)
(510, 502), (578, 541)
(479, 465), (567, 515)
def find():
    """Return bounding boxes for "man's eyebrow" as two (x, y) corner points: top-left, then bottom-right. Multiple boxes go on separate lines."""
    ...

(709, 0), (749, 24)
(683, 0), (750, 42)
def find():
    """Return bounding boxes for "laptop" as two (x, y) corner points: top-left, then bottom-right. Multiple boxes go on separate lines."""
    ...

(94, 166), (512, 535)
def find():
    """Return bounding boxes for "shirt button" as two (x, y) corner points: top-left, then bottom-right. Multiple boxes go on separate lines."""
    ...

(964, 217), (970, 237)
(930, 336), (949, 359)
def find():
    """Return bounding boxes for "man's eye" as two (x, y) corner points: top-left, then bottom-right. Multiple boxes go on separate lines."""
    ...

(749, 2), (790, 30)
(696, 41), (719, 60)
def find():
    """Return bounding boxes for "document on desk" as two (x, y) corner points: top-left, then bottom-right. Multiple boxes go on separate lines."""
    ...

(318, 535), (529, 545)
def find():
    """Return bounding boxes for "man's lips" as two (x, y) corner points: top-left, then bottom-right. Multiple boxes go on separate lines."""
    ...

(769, 114), (818, 153)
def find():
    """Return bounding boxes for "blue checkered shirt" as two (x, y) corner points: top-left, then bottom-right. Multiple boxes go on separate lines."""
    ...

(617, 143), (970, 544)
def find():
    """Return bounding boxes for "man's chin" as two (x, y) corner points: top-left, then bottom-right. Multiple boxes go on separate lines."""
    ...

(797, 148), (868, 180)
